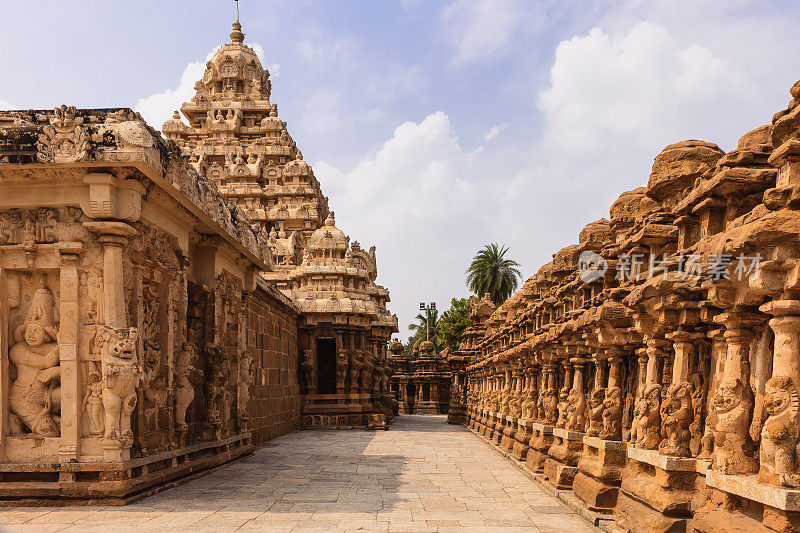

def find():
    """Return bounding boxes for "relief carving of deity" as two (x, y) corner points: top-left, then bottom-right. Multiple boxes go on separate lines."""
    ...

(9, 280), (61, 437)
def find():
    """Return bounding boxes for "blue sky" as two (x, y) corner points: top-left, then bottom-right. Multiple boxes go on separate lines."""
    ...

(2, 0), (800, 339)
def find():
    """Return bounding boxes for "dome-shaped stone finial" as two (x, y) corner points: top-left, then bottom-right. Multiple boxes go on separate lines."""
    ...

(230, 20), (245, 43)
(325, 212), (335, 227)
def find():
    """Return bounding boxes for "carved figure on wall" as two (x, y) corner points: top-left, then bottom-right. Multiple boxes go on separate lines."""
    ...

(81, 269), (104, 324)
(586, 388), (606, 437)
(634, 384), (662, 449)
(659, 382), (694, 457)
(98, 326), (141, 444)
(238, 349), (254, 422)
(600, 386), (623, 440)
(301, 349), (315, 389)
(83, 361), (104, 436)
(206, 345), (230, 428)
(689, 372), (705, 456)
(712, 378), (758, 474)
(175, 342), (202, 432)
(9, 280), (61, 437)
(758, 375), (800, 486)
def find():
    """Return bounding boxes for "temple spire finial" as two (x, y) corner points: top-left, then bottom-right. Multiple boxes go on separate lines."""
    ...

(230, 19), (244, 43)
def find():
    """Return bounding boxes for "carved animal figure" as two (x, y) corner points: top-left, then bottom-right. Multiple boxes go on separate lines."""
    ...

(712, 378), (758, 474)
(758, 375), (800, 487)
(586, 387), (606, 437)
(634, 384), (662, 449)
(521, 389), (537, 420)
(336, 350), (348, 389)
(556, 389), (570, 428)
(600, 386), (623, 440)
(659, 382), (694, 457)
(566, 388), (587, 431)
(544, 388), (559, 425)
(99, 326), (141, 444)
(349, 351), (363, 390)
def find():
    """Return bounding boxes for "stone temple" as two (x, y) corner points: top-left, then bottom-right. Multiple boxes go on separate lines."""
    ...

(0, 21), (396, 502)
(3, 16), (800, 533)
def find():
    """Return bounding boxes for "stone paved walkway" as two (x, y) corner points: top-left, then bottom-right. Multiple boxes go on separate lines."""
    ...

(0, 415), (595, 532)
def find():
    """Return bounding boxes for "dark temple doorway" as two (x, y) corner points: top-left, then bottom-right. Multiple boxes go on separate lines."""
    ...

(316, 337), (337, 394)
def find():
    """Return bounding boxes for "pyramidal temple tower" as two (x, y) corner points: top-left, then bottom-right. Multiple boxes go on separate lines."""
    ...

(163, 21), (399, 428)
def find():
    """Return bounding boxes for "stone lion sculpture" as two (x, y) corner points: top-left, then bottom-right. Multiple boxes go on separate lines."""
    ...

(98, 326), (141, 444)
(712, 378), (758, 474)
(600, 386), (622, 440)
(659, 382), (694, 457)
(634, 384), (662, 449)
(566, 388), (587, 432)
(586, 387), (606, 437)
(758, 375), (800, 486)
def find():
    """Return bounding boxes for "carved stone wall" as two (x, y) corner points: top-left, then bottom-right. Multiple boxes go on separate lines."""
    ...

(460, 78), (800, 533)
(0, 105), (298, 502)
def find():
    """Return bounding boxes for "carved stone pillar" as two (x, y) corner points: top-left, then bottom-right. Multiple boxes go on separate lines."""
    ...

(57, 244), (83, 463)
(84, 221), (138, 328)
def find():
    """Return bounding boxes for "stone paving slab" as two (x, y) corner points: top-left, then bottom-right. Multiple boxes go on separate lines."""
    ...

(0, 415), (597, 532)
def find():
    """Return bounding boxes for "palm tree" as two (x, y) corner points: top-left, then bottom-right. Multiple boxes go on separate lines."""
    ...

(408, 309), (439, 342)
(466, 243), (522, 306)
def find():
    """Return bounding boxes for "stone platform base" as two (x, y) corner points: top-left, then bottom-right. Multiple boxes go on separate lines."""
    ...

(544, 458), (578, 490)
(511, 439), (529, 461)
(524, 448), (548, 474)
(614, 491), (688, 533)
(0, 433), (253, 505)
(573, 471), (617, 513)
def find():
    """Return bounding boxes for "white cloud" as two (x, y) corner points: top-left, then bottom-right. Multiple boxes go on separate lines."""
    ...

(135, 43), (267, 130)
(299, 90), (343, 135)
(537, 22), (756, 155)
(314, 112), (483, 337)
(268, 62), (281, 78)
(484, 123), (507, 141)
(0, 100), (13, 111)
(441, 0), (523, 66)
(296, 37), (357, 70)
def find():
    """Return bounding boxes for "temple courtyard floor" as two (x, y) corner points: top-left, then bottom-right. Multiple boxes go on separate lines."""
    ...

(0, 415), (596, 532)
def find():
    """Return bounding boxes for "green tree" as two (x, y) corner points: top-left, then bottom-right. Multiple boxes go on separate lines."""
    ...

(466, 243), (521, 306)
(438, 298), (471, 353)
(408, 309), (439, 342)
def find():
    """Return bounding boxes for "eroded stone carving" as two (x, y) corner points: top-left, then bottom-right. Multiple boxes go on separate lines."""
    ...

(98, 326), (140, 445)
(758, 376), (800, 486)
(9, 280), (61, 437)
(711, 378), (758, 474)
(659, 382), (693, 457)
